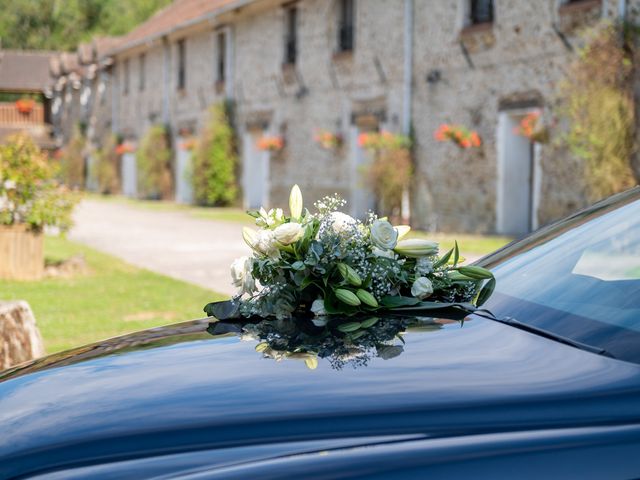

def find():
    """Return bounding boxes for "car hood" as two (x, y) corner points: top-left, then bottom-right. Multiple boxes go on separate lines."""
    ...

(1, 315), (640, 476)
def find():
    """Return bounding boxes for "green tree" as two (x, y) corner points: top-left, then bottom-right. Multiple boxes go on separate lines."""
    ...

(0, 0), (171, 51)
(192, 103), (238, 206)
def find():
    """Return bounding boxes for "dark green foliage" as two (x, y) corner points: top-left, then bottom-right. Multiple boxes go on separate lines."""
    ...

(192, 102), (238, 206)
(0, 0), (172, 51)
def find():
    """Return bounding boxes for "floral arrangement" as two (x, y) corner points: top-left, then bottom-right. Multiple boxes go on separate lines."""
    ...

(204, 185), (495, 322)
(434, 124), (481, 149)
(514, 111), (549, 143)
(314, 130), (343, 150)
(257, 135), (285, 152)
(115, 141), (136, 155)
(358, 131), (411, 151)
(15, 98), (35, 114)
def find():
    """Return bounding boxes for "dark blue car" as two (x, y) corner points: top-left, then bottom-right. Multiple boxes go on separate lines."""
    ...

(1, 188), (639, 479)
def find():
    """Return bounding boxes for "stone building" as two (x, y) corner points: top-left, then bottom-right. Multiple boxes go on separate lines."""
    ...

(50, 0), (639, 234)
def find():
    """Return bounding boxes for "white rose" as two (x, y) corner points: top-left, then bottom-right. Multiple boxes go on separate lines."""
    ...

(274, 222), (304, 245)
(370, 219), (398, 249)
(372, 246), (396, 259)
(255, 229), (280, 258)
(311, 298), (327, 316)
(328, 211), (357, 234)
(230, 256), (256, 294)
(411, 277), (434, 300)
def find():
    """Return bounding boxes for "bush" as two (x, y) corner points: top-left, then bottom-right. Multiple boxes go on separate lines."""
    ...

(96, 134), (121, 194)
(137, 124), (173, 200)
(0, 134), (79, 232)
(559, 23), (637, 200)
(192, 102), (238, 206)
(60, 125), (86, 188)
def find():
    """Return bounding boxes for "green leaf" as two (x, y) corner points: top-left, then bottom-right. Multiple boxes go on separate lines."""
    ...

(337, 322), (362, 332)
(453, 241), (459, 267)
(203, 300), (240, 319)
(380, 296), (421, 308)
(475, 277), (496, 307)
(433, 248), (453, 269)
(246, 210), (260, 218)
(291, 260), (305, 271)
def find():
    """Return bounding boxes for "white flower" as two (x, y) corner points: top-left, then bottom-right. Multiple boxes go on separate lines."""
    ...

(256, 229), (280, 258)
(411, 277), (434, 300)
(415, 257), (434, 275)
(395, 225), (411, 240)
(256, 207), (285, 228)
(3, 179), (16, 190)
(328, 211), (357, 234)
(311, 298), (327, 316)
(372, 246), (396, 259)
(370, 219), (398, 249)
(230, 256), (256, 295)
(274, 222), (304, 245)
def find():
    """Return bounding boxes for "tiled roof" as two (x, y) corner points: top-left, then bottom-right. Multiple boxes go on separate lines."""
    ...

(112, 0), (243, 55)
(0, 50), (57, 92)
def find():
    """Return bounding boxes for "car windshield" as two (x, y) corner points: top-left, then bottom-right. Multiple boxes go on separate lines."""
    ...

(480, 188), (640, 364)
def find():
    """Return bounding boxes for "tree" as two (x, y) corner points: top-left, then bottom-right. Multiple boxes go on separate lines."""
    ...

(137, 124), (173, 200)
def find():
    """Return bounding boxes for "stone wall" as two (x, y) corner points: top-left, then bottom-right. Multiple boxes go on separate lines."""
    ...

(0, 301), (45, 371)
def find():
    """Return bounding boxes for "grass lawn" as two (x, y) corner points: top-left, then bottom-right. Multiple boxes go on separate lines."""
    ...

(0, 236), (223, 354)
(409, 231), (513, 257)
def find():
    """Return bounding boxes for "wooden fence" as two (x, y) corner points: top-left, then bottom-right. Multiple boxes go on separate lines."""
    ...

(0, 102), (44, 125)
(0, 225), (44, 281)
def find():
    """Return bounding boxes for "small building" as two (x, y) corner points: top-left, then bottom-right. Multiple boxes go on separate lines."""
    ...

(0, 49), (57, 149)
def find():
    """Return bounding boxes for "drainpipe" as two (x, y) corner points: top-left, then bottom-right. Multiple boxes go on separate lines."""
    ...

(401, 0), (413, 223)
(111, 63), (119, 135)
(162, 36), (171, 126)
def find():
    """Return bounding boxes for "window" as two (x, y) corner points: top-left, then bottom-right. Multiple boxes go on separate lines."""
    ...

(139, 53), (145, 91)
(216, 31), (226, 83)
(470, 0), (493, 24)
(177, 39), (186, 91)
(338, 0), (354, 52)
(123, 58), (129, 95)
(284, 5), (298, 65)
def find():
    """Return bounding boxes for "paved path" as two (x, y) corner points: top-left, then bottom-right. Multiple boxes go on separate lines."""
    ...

(69, 200), (250, 296)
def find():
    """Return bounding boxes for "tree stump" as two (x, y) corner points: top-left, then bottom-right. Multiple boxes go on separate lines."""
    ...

(0, 301), (45, 370)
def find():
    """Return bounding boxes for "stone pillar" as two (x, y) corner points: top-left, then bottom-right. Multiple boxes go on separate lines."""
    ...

(0, 301), (45, 371)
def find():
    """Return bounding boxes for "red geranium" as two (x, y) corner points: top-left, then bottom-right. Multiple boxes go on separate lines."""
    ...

(434, 124), (481, 149)
(257, 135), (285, 152)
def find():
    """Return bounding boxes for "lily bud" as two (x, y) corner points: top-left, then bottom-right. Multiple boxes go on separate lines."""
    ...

(337, 263), (362, 287)
(394, 239), (439, 258)
(335, 288), (361, 306)
(356, 289), (378, 307)
(242, 227), (258, 249)
(289, 184), (303, 221)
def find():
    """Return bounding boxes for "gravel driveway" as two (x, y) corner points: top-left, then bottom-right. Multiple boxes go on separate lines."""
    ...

(69, 200), (250, 296)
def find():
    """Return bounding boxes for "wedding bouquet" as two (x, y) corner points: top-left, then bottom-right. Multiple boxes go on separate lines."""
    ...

(204, 185), (494, 321)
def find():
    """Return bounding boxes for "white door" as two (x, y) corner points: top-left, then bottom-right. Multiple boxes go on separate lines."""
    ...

(349, 125), (376, 219)
(85, 153), (98, 192)
(243, 131), (269, 209)
(175, 137), (194, 204)
(496, 111), (537, 235)
(121, 152), (137, 198)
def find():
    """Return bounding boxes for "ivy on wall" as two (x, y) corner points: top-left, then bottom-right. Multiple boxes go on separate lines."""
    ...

(192, 102), (238, 207)
(559, 22), (638, 201)
(137, 124), (173, 200)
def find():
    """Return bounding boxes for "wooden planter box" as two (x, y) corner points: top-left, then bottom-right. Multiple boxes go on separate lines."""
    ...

(0, 225), (44, 281)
